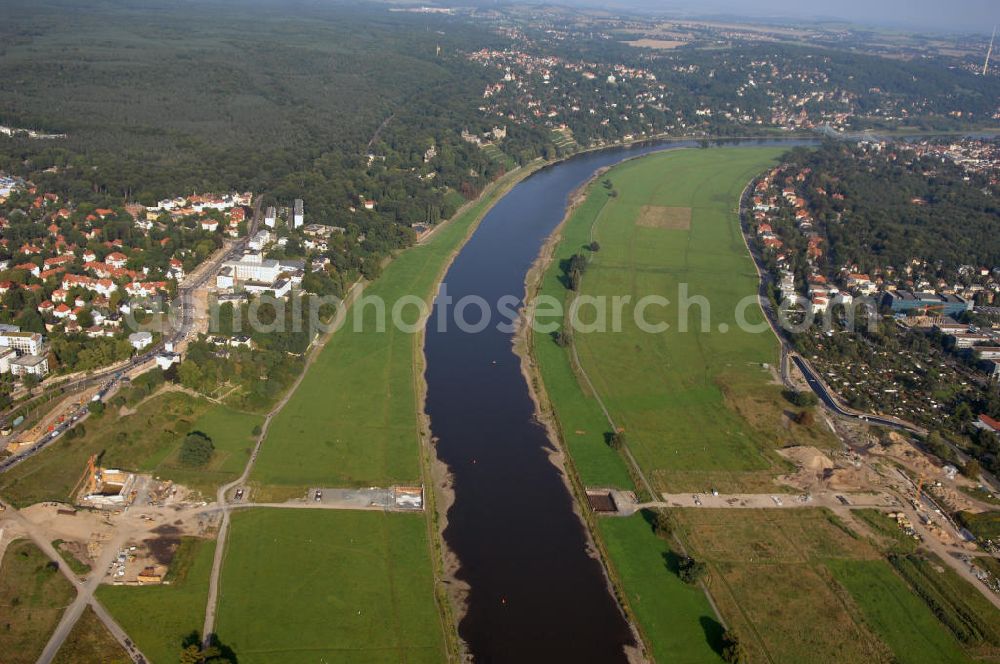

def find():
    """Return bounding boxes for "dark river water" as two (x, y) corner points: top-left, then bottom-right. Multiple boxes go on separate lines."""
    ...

(423, 138), (807, 662)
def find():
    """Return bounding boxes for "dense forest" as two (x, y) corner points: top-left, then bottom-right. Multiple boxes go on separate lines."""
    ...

(0, 0), (550, 272)
(2, 0), (998, 283)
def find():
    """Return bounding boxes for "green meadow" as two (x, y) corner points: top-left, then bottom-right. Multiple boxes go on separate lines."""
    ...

(123, 399), (264, 494)
(538, 147), (841, 493)
(52, 607), (131, 664)
(0, 540), (77, 664)
(598, 515), (725, 663)
(214, 509), (445, 664)
(532, 186), (637, 490)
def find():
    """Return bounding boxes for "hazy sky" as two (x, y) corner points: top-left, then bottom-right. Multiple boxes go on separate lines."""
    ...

(604, 0), (999, 34)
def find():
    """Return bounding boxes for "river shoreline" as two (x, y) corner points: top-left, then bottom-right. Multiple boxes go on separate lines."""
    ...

(416, 136), (821, 661)
(414, 160), (548, 661)
(510, 165), (649, 664)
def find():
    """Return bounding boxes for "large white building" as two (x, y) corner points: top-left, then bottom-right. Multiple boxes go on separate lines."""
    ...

(216, 253), (303, 298)
(292, 199), (304, 228)
(222, 253), (282, 284)
(0, 331), (45, 356)
(264, 206), (277, 228)
(10, 354), (48, 377)
(155, 351), (180, 370)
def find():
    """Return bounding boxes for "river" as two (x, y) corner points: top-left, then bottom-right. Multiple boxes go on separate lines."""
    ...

(422, 138), (807, 662)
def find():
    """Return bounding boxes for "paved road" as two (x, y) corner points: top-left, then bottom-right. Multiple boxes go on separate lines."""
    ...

(789, 354), (925, 433)
(650, 485), (1000, 611)
(90, 600), (149, 663)
(658, 491), (899, 510)
(0, 372), (138, 475)
(738, 190), (1000, 498)
(0, 200), (267, 662)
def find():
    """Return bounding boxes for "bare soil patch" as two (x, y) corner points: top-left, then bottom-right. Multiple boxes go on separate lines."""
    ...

(624, 39), (687, 50)
(636, 205), (691, 230)
(145, 535), (181, 564)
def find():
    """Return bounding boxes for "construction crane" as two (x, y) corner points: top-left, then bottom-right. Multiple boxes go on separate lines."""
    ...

(84, 454), (98, 495)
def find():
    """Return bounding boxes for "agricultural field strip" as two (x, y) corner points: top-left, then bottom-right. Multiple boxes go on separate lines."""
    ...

(532, 148), (791, 661)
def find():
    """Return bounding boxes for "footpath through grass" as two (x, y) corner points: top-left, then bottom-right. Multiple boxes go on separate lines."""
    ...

(215, 509), (445, 664)
(219, 169), (534, 662)
(531, 147), (794, 662)
(251, 166), (534, 490)
(889, 552), (1000, 659)
(677, 508), (897, 664)
(532, 186), (636, 490)
(97, 536), (215, 664)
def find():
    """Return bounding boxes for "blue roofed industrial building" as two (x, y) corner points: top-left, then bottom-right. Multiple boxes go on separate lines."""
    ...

(881, 290), (972, 317)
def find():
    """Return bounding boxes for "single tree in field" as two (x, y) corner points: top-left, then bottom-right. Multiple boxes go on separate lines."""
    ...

(607, 431), (625, 450)
(179, 643), (232, 664)
(180, 431), (215, 467)
(678, 556), (707, 585)
(785, 390), (817, 407)
(179, 633), (235, 663)
(650, 509), (673, 539)
(721, 630), (748, 664)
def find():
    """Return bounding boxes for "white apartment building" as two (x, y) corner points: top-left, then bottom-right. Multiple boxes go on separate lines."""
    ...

(10, 354), (49, 377)
(247, 230), (274, 252)
(0, 331), (45, 356)
(225, 253), (282, 283)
